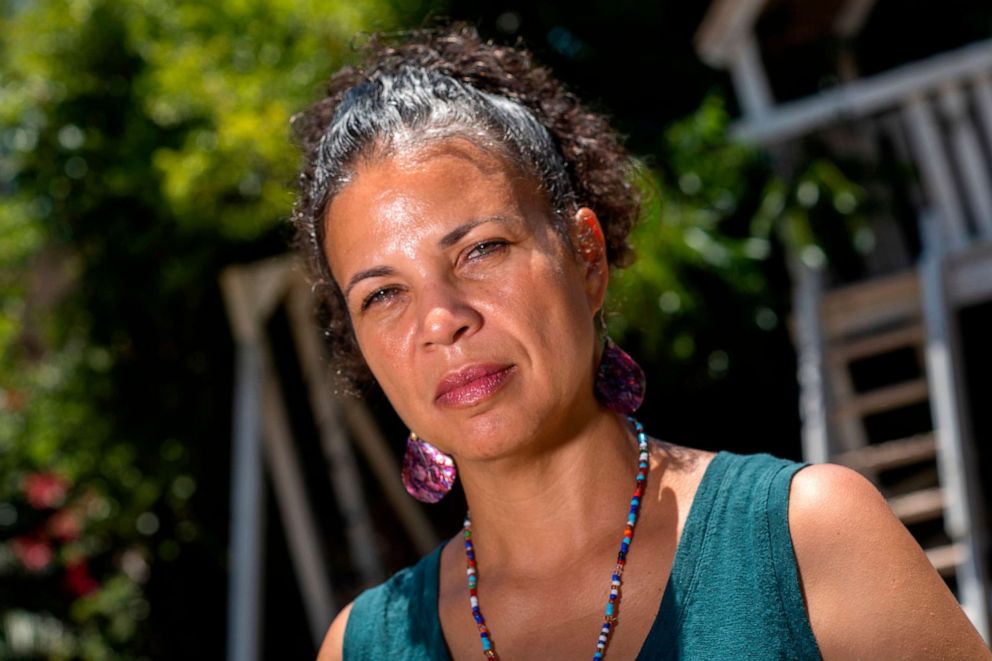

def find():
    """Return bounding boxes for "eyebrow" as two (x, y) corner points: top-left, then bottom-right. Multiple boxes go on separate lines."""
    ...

(343, 265), (397, 302)
(438, 215), (512, 248)
(343, 215), (515, 301)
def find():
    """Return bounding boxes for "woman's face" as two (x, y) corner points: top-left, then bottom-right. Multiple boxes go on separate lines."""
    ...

(323, 137), (608, 462)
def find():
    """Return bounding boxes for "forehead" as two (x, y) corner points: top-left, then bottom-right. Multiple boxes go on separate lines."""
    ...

(354, 136), (522, 208)
(322, 137), (547, 277)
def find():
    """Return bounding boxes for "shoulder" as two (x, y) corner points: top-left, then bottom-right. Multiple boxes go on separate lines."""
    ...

(787, 463), (919, 565)
(316, 547), (444, 660)
(314, 562), (421, 661)
(316, 601), (354, 661)
(788, 462), (887, 528)
(652, 442), (716, 490)
(787, 463), (990, 659)
(786, 463), (902, 586)
(315, 565), (415, 661)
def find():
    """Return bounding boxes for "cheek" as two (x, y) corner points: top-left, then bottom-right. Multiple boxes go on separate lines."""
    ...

(353, 322), (416, 396)
(539, 262), (598, 374)
(492, 254), (595, 370)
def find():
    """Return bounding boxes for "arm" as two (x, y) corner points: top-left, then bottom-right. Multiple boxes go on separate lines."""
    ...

(315, 602), (354, 661)
(789, 464), (990, 660)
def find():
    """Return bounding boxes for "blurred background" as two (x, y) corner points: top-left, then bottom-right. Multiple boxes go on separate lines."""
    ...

(2, 0), (992, 658)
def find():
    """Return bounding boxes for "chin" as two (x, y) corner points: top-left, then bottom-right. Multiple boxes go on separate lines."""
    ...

(444, 404), (555, 463)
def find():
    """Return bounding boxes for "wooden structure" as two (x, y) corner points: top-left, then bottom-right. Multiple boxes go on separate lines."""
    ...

(220, 255), (438, 661)
(698, 0), (992, 640)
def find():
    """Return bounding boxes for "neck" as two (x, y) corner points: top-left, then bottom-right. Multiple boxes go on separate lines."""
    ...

(455, 410), (640, 577)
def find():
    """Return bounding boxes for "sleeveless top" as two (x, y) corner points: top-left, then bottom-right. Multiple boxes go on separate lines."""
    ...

(343, 451), (823, 660)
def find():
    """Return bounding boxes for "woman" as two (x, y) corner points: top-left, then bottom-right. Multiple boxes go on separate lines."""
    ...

(293, 25), (988, 660)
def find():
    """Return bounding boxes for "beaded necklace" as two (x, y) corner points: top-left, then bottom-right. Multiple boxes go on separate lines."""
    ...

(462, 418), (650, 660)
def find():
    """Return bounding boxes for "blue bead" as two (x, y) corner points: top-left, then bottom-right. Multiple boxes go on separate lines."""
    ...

(482, 638), (493, 651)
(612, 573), (620, 581)
(606, 603), (614, 616)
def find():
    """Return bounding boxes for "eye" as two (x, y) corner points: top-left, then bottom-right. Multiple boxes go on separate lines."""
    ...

(360, 286), (401, 311)
(466, 239), (508, 261)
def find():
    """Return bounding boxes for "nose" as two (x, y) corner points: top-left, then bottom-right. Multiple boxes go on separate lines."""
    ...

(418, 282), (482, 348)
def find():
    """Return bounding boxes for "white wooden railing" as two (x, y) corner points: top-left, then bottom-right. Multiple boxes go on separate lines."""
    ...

(734, 38), (992, 255)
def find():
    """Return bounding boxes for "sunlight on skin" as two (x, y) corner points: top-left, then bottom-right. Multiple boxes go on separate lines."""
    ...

(324, 136), (608, 467)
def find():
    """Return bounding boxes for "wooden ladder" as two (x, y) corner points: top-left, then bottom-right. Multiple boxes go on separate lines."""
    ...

(815, 269), (969, 581)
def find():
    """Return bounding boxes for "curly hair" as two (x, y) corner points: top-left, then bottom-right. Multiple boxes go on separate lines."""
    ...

(292, 23), (641, 391)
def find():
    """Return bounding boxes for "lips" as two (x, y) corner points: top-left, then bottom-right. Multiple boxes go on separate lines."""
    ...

(434, 363), (516, 408)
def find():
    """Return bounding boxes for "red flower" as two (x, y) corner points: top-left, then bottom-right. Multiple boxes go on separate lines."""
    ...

(47, 509), (81, 542)
(23, 472), (68, 509)
(12, 536), (53, 572)
(3, 388), (26, 412)
(63, 560), (99, 596)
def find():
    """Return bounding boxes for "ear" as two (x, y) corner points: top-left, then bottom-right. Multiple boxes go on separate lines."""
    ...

(571, 207), (609, 314)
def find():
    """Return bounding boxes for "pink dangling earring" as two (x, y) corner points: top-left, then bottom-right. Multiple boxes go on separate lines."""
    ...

(594, 336), (646, 414)
(402, 432), (456, 503)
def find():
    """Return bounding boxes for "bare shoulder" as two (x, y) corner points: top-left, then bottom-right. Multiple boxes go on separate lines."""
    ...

(648, 442), (717, 533)
(652, 440), (716, 482)
(788, 464), (990, 660)
(315, 601), (354, 661)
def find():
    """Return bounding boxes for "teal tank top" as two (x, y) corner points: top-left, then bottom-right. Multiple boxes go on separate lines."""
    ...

(343, 452), (822, 659)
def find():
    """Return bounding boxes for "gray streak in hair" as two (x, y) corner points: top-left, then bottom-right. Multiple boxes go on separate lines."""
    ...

(303, 65), (577, 274)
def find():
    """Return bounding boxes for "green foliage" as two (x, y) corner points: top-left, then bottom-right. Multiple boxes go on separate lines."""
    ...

(0, 0), (398, 657)
(128, 0), (393, 239)
(608, 96), (867, 372)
